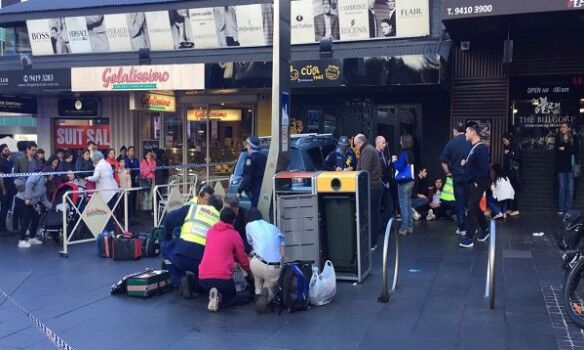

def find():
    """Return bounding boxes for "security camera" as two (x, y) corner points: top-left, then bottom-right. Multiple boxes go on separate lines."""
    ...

(460, 41), (470, 51)
(20, 54), (32, 69)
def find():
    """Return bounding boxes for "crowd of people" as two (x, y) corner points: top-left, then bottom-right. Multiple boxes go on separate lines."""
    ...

(0, 140), (170, 248)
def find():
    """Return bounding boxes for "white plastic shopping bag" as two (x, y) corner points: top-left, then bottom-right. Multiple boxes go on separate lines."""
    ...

(309, 260), (337, 306)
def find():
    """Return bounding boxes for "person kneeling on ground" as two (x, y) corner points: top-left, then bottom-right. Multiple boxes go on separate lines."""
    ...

(223, 193), (251, 253)
(15, 169), (53, 248)
(411, 166), (431, 220)
(198, 207), (253, 312)
(245, 208), (285, 313)
(161, 193), (223, 298)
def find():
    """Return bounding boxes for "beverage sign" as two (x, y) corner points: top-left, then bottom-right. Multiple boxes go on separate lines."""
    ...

(54, 124), (111, 149)
(71, 64), (205, 91)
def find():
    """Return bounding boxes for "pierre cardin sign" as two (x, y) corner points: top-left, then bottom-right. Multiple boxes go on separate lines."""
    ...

(71, 64), (205, 91)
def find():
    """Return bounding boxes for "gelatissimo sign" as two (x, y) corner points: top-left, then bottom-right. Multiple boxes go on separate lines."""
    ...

(187, 108), (242, 121)
(442, 0), (584, 20)
(71, 64), (204, 91)
(290, 60), (343, 87)
(129, 92), (176, 112)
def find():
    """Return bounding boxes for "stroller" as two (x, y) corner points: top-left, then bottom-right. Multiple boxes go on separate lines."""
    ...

(39, 181), (89, 245)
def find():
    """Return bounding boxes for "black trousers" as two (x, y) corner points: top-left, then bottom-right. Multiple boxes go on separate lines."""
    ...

(14, 197), (40, 241)
(0, 189), (15, 231)
(199, 278), (252, 309)
(466, 181), (489, 239)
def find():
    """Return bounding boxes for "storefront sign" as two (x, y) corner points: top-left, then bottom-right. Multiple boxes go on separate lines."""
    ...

(104, 14), (133, 52)
(290, 59), (343, 87)
(187, 109), (242, 121)
(54, 124), (111, 149)
(189, 8), (220, 48)
(71, 64), (204, 91)
(65, 17), (92, 54)
(0, 69), (71, 93)
(0, 95), (37, 114)
(442, 0), (584, 20)
(26, 19), (55, 56)
(130, 93), (176, 112)
(58, 98), (100, 117)
(291, 0), (315, 44)
(236, 5), (266, 46)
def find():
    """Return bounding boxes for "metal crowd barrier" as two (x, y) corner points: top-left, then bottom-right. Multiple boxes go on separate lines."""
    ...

(378, 217), (400, 303)
(485, 219), (497, 309)
(152, 175), (198, 227)
(59, 187), (142, 258)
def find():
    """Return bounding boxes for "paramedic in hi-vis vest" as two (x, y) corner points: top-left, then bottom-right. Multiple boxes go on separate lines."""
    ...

(161, 188), (223, 299)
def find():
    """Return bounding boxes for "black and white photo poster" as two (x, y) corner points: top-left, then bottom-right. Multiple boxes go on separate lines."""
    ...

(337, 0), (370, 41)
(291, 0), (315, 44)
(169, 10), (194, 49)
(126, 13), (149, 50)
(85, 15), (110, 52)
(144, 11), (173, 50)
(236, 5), (264, 46)
(394, 0), (429, 38)
(216, 6), (240, 47)
(26, 19), (54, 55)
(313, 0), (340, 41)
(189, 7), (220, 48)
(65, 17), (92, 53)
(104, 14), (133, 52)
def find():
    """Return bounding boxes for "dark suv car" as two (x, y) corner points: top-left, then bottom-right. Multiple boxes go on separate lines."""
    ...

(228, 134), (337, 206)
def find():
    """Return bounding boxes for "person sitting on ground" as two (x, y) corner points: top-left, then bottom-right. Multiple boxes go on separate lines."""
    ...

(411, 166), (431, 220)
(223, 193), (250, 253)
(161, 194), (223, 298)
(198, 207), (252, 312)
(245, 208), (285, 313)
(489, 163), (515, 220)
(426, 178), (455, 221)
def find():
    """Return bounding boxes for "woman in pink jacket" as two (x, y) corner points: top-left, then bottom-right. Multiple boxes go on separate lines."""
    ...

(140, 151), (156, 214)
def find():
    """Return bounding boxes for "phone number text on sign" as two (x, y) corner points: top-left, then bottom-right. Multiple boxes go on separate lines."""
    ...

(446, 4), (494, 17)
(23, 74), (55, 83)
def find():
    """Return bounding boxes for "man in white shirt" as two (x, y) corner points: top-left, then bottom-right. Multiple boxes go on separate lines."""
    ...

(314, 0), (340, 41)
(245, 208), (285, 313)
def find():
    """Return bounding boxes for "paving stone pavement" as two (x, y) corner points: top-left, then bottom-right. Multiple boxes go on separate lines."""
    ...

(0, 213), (578, 349)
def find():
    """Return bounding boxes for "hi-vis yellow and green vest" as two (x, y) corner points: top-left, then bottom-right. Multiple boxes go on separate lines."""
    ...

(440, 177), (455, 202)
(179, 200), (220, 246)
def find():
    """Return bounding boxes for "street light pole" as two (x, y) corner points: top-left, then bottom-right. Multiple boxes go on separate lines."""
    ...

(258, 0), (291, 220)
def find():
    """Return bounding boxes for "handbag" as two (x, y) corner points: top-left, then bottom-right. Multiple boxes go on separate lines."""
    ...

(572, 155), (581, 178)
(394, 164), (414, 182)
(138, 177), (152, 189)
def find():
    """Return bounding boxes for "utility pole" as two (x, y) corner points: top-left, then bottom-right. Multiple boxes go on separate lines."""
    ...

(258, 0), (291, 220)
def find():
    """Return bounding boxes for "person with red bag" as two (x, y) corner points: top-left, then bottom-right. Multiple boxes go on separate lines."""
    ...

(459, 122), (491, 248)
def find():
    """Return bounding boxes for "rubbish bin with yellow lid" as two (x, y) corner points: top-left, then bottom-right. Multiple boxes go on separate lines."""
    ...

(316, 171), (370, 283)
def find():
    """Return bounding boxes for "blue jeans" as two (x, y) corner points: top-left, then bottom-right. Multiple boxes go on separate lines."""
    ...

(411, 197), (428, 211)
(398, 182), (414, 230)
(453, 178), (467, 232)
(487, 194), (508, 215)
(558, 172), (574, 213)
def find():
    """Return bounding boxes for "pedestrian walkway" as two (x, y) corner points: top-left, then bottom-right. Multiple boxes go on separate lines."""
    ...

(0, 213), (576, 350)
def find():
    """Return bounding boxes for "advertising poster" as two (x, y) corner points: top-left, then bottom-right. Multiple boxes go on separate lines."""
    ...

(394, 0), (429, 38)
(26, 19), (54, 56)
(126, 13), (150, 50)
(104, 14), (133, 52)
(65, 17), (92, 53)
(189, 7), (220, 48)
(169, 10), (194, 49)
(144, 11), (174, 50)
(337, 0), (370, 41)
(291, 0), (315, 44)
(235, 4), (265, 46)
(54, 124), (111, 149)
(85, 15), (110, 52)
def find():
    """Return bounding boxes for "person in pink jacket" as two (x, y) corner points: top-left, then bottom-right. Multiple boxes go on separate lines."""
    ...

(139, 151), (156, 213)
(198, 207), (252, 312)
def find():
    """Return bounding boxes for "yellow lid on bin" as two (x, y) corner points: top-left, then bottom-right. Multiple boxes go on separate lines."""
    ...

(316, 171), (358, 193)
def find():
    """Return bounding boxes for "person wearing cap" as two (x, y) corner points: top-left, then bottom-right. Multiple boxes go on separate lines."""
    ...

(238, 136), (267, 208)
(324, 136), (356, 171)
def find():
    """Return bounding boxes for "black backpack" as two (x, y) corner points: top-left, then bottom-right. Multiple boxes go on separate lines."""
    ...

(276, 261), (312, 313)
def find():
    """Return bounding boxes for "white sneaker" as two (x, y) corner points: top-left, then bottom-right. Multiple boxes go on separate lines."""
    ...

(208, 287), (220, 312)
(426, 209), (435, 221)
(18, 240), (31, 248)
(28, 237), (42, 245)
(412, 209), (421, 221)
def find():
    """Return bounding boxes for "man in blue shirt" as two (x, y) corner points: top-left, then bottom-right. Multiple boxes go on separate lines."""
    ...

(459, 122), (490, 248)
(245, 208), (285, 313)
(439, 123), (472, 235)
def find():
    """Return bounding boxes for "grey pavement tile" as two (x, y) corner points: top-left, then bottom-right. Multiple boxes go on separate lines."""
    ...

(508, 334), (559, 350)
(506, 311), (555, 336)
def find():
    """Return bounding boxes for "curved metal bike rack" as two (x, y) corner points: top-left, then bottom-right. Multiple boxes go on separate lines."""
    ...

(484, 219), (496, 309)
(378, 217), (400, 303)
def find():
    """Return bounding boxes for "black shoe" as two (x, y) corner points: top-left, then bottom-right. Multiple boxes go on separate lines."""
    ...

(180, 272), (195, 300)
(255, 288), (269, 314)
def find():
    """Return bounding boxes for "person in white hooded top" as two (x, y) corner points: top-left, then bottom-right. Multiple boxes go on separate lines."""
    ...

(489, 164), (515, 219)
(84, 151), (119, 230)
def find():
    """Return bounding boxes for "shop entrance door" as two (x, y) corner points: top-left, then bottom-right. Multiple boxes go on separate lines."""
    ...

(376, 104), (421, 155)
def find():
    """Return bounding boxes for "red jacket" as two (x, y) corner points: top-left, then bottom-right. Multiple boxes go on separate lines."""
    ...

(198, 221), (250, 280)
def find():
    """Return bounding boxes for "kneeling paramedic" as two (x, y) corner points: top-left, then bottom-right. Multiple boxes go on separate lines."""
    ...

(161, 194), (223, 297)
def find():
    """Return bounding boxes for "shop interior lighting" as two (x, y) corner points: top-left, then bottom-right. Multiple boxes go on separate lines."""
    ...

(580, 108), (584, 114)
(513, 109), (518, 114)
(531, 99), (540, 106)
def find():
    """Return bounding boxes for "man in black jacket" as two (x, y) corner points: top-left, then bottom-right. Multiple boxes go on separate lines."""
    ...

(355, 134), (383, 249)
(375, 136), (393, 235)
